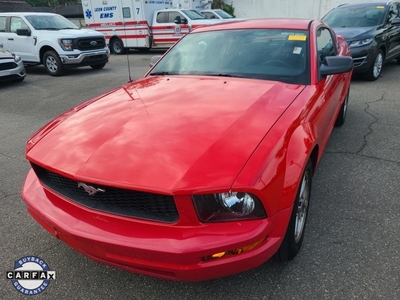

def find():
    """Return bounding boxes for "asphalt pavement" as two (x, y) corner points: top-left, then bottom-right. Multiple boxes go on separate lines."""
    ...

(0, 52), (399, 299)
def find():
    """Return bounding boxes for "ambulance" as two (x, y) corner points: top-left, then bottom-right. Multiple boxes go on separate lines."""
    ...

(81, 0), (218, 54)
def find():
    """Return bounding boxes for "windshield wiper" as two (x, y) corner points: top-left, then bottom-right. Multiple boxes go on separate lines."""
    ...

(207, 73), (245, 78)
(149, 71), (177, 75)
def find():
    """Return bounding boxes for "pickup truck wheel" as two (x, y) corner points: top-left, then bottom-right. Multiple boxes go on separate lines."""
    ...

(43, 51), (65, 76)
(110, 39), (125, 55)
(90, 63), (106, 70)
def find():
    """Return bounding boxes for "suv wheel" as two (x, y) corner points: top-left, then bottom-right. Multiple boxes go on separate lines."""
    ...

(364, 49), (383, 81)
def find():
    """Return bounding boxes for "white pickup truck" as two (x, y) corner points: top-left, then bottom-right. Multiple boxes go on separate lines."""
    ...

(0, 12), (110, 76)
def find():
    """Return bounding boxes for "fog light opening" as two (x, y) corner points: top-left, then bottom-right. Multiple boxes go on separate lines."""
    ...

(201, 237), (267, 261)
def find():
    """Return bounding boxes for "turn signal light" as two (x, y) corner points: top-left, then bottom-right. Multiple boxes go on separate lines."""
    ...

(201, 237), (266, 261)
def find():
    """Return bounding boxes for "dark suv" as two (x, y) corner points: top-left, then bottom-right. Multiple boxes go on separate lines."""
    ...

(323, 1), (400, 80)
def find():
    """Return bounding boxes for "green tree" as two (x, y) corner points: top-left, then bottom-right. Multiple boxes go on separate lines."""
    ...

(26, 0), (81, 7)
(212, 0), (235, 17)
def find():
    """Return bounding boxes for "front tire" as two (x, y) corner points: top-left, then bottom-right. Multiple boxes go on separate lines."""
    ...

(364, 49), (383, 81)
(110, 38), (125, 55)
(275, 160), (313, 262)
(334, 88), (349, 127)
(43, 51), (65, 76)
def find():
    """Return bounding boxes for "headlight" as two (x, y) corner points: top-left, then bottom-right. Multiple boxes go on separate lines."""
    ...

(348, 38), (373, 48)
(59, 39), (74, 51)
(13, 54), (22, 63)
(192, 192), (266, 222)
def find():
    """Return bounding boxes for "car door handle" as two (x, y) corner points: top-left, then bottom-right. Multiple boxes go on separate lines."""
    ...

(8, 38), (14, 41)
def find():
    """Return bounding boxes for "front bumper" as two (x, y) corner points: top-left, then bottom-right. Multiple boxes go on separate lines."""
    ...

(22, 169), (291, 281)
(349, 43), (377, 74)
(0, 59), (26, 82)
(59, 48), (110, 68)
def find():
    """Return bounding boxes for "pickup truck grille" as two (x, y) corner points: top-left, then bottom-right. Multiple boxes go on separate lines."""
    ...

(75, 37), (106, 51)
(31, 163), (179, 223)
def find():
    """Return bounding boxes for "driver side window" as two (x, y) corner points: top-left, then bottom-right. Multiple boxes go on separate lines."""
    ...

(10, 17), (28, 33)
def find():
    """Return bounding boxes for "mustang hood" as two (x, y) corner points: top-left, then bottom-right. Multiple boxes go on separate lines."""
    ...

(27, 76), (304, 193)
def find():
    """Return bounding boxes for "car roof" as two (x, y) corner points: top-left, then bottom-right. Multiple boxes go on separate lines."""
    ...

(336, 2), (388, 8)
(194, 18), (315, 32)
(0, 12), (58, 16)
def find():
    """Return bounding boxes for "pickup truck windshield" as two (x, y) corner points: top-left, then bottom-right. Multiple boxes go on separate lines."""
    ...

(26, 15), (79, 30)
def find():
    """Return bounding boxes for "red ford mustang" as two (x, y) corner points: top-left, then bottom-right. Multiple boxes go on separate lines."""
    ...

(22, 19), (353, 281)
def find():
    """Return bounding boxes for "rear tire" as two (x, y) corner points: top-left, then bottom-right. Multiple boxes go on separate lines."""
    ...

(43, 51), (65, 76)
(275, 160), (313, 262)
(110, 38), (125, 55)
(90, 63), (106, 70)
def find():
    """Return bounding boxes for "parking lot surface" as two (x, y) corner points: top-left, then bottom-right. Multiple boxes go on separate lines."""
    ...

(1, 52), (399, 299)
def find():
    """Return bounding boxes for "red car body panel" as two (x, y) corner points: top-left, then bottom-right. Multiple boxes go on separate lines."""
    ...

(26, 77), (304, 194)
(22, 18), (353, 281)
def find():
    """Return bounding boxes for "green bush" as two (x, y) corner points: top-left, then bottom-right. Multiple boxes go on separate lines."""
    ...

(212, 0), (236, 17)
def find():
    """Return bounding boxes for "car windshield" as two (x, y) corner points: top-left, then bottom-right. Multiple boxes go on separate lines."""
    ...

(26, 14), (79, 30)
(150, 29), (310, 85)
(182, 10), (207, 20)
(215, 10), (234, 19)
(323, 4), (385, 28)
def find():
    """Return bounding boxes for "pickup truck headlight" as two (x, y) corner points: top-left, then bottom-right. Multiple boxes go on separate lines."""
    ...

(59, 39), (74, 51)
(192, 192), (266, 222)
(348, 38), (373, 48)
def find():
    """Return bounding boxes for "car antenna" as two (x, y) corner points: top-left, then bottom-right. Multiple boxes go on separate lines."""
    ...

(121, 8), (132, 83)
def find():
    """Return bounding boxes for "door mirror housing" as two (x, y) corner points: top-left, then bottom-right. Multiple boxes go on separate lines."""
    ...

(16, 29), (31, 36)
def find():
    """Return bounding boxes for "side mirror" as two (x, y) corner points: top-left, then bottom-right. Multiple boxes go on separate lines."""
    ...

(320, 56), (353, 76)
(150, 55), (162, 67)
(174, 16), (182, 24)
(174, 16), (187, 24)
(391, 18), (400, 26)
(16, 29), (31, 36)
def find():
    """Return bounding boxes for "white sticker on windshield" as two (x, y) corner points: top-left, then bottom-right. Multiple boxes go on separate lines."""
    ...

(293, 47), (302, 54)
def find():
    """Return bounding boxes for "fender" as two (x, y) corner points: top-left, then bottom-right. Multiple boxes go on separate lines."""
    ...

(280, 122), (318, 212)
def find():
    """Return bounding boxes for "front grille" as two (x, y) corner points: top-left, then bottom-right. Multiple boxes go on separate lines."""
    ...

(31, 164), (179, 223)
(0, 62), (17, 71)
(75, 37), (106, 51)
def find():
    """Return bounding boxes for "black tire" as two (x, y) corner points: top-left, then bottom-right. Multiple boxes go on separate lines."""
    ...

(43, 51), (65, 76)
(334, 88), (349, 127)
(275, 160), (313, 262)
(90, 63), (106, 70)
(110, 38), (125, 55)
(363, 49), (383, 81)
